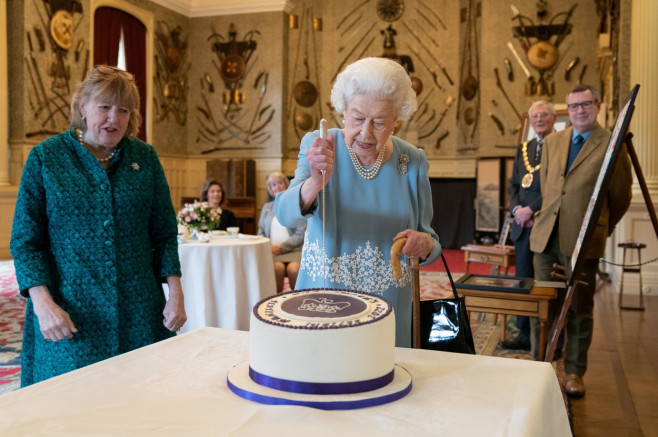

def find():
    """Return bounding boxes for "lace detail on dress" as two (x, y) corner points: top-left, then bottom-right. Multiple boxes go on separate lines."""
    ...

(300, 238), (411, 293)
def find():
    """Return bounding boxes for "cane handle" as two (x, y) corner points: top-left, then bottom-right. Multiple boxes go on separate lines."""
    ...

(390, 237), (408, 279)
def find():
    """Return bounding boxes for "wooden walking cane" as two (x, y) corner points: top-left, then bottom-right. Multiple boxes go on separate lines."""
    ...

(390, 238), (422, 349)
(410, 257), (421, 349)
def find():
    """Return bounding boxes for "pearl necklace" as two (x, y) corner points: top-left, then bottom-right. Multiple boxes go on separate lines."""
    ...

(78, 129), (117, 163)
(346, 142), (387, 180)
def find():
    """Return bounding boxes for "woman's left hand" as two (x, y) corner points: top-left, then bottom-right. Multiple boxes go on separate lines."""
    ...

(163, 276), (187, 332)
(393, 230), (434, 260)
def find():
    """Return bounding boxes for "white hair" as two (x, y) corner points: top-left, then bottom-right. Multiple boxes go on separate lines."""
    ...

(330, 57), (418, 120)
(529, 100), (556, 115)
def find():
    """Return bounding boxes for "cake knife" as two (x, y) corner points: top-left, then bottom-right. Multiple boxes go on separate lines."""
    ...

(319, 119), (328, 288)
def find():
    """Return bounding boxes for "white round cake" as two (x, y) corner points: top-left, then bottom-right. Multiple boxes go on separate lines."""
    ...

(249, 289), (395, 394)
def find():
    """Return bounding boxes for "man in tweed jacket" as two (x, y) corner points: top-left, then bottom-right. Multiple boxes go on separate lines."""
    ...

(529, 84), (632, 398)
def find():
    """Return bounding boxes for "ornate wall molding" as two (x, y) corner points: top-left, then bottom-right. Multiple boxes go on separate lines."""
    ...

(149, 0), (295, 17)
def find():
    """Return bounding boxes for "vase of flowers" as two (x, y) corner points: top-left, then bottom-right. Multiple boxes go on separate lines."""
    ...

(177, 201), (221, 233)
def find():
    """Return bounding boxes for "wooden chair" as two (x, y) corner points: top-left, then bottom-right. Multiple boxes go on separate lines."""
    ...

(461, 212), (516, 275)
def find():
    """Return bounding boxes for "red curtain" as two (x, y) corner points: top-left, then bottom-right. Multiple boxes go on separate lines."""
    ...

(94, 7), (147, 141)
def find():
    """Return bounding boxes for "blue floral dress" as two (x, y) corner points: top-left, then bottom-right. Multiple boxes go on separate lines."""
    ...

(11, 129), (181, 386)
(275, 128), (441, 347)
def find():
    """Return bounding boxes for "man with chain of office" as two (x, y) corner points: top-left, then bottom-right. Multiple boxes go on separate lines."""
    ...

(529, 85), (632, 398)
(503, 100), (556, 352)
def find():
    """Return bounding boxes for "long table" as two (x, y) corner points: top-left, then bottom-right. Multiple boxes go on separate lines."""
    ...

(0, 328), (571, 436)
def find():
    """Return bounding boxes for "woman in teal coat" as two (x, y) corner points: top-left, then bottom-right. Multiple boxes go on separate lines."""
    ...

(10, 66), (186, 386)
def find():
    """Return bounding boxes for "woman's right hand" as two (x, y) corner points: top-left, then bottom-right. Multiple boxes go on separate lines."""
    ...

(300, 134), (335, 211)
(28, 285), (78, 342)
(306, 133), (335, 189)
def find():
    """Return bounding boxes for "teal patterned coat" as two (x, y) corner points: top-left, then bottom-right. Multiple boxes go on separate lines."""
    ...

(11, 129), (181, 386)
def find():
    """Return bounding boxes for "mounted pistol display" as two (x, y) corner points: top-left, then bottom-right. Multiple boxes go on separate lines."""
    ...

(289, 8), (324, 144)
(198, 23), (273, 152)
(509, 2), (577, 96)
(456, 0), (480, 146)
(24, 0), (85, 134)
(154, 21), (189, 126)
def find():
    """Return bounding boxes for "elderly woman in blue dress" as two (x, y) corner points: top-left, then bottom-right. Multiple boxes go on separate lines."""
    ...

(258, 171), (306, 293)
(274, 57), (441, 347)
(10, 65), (186, 386)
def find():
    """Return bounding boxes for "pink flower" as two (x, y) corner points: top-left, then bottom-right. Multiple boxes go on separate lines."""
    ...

(184, 216), (191, 222)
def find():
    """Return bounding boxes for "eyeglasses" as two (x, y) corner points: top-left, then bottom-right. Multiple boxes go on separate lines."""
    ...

(94, 65), (135, 81)
(268, 181), (286, 188)
(567, 101), (594, 111)
(530, 112), (552, 120)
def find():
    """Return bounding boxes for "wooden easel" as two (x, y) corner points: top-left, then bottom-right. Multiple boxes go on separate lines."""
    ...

(544, 132), (658, 362)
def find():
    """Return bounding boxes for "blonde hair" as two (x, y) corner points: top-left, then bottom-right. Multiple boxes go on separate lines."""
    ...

(70, 66), (142, 138)
(266, 171), (289, 197)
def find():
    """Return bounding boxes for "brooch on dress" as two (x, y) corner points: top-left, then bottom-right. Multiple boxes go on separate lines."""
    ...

(397, 154), (409, 175)
(131, 162), (140, 171)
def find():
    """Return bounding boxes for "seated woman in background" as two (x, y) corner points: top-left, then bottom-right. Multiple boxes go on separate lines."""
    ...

(200, 178), (237, 231)
(258, 171), (306, 293)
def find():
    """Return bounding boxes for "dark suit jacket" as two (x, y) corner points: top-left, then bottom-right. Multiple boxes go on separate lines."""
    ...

(218, 208), (237, 231)
(509, 138), (543, 242)
(529, 123), (632, 258)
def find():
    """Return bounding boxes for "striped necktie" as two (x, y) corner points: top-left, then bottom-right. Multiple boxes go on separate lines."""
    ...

(535, 139), (543, 162)
(566, 134), (584, 171)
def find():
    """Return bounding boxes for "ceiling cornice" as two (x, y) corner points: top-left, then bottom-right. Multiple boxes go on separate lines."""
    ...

(149, 0), (296, 17)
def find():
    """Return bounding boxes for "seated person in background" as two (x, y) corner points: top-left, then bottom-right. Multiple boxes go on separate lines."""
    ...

(258, 171), (306, 293)
(200, 178), (237, 231)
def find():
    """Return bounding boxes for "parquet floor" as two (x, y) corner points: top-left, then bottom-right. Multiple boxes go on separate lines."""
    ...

(571, 281), (658, 437)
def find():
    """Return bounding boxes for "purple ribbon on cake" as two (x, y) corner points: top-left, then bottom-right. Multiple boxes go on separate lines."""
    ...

(227, 378), (413, 410)
(249, 366), (395, 395)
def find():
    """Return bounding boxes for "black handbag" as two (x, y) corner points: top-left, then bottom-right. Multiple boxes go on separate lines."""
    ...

(419, 253), (476, 354)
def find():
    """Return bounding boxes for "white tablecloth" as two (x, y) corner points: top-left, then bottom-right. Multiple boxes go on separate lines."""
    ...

(176, 235), (276, 332)
(0, 328), (572, 436)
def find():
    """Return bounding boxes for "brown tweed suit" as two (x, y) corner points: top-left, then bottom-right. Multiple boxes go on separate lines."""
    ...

(530, 123), (632, 258)
(528, 122), (632, 375)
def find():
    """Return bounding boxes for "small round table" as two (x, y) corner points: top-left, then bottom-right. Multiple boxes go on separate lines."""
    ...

(175, 235), (277, 332)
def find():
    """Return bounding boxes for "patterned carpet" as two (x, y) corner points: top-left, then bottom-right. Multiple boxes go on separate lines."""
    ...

(0, 260), (23, 395)
(0, 261), (511, 395)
